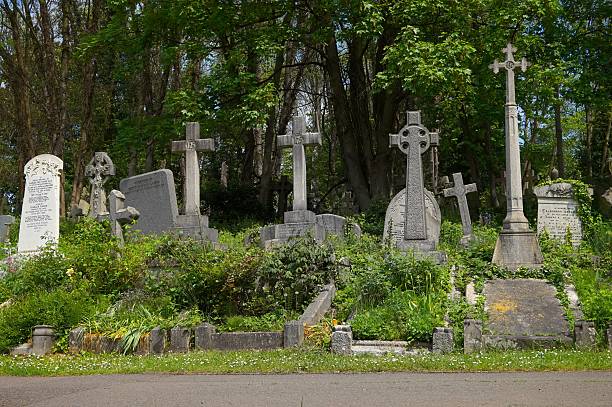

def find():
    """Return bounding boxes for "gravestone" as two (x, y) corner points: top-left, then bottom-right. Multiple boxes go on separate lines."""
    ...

(383, 188), (441, 249)
(17, 154), (63, 255)
(489, 43), (543, 269)
(482, 279), (571, 349)
(97, 190), (140, 246)
(0, 215), (15, 244)
(120, 169), (179, 235)
(170, 123), (219, 242)
(443, 172), (477, 245)
(533, 182), (583, 246)
(387, 111), (444, 261)
(260, 116), (326, 245)
(84, 152), (115, 219)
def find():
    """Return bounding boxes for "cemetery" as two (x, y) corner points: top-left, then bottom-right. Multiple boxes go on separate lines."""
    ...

(0, 0), (611, 377)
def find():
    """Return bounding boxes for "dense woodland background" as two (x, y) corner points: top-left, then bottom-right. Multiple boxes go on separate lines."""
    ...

(0, 0), (610, 221)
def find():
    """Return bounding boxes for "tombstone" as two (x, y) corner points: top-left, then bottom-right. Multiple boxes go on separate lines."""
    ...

(17, 154), (63, 255)
(97, 190), (140, 246)
(120, 169), (179, 235)
(387, 111), (444, 261)
(260, 116), (326, 245)
(0, 215), (15, 244)
(550, 167), (559, 180)
(443, 172), (477, 245)
(489, 43), (543, 270)
(170, 122), (219, 242)
(84, 152), (115, 218)
(533, 182), (584, 246)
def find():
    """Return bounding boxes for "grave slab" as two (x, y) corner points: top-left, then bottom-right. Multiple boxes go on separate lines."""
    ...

(483, 279), (571, 349)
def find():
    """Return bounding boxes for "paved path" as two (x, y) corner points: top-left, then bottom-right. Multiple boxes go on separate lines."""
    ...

(1, 371), (611, 406)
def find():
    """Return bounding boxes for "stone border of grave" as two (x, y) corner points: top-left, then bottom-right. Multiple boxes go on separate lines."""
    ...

(330, 325), (451, 356)
(68, 284), (336, 355)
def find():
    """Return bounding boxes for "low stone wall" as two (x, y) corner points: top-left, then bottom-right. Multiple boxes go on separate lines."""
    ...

(330, 325), (437, 355)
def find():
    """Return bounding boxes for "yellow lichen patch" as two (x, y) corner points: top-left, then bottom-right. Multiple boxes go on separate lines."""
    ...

(490, 300), (517, 313)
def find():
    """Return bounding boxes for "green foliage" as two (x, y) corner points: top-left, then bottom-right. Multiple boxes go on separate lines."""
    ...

(0, 288), (105, 353)
(220, 310), (298, 333)
(357, 198), (390, 236)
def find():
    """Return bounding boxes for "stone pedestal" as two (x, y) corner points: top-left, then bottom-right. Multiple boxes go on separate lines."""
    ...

(170, 327), (191, 352)
(31, 325), (55, 355)
(464, 319), (482, 354)
(432, 327), (453, 354)
(283, 320), (304, 348)
(149, 327), (166, 354)
(331, 325), (353, 355)
(195, 323), (216, 350)
(492, 231), (543, 270)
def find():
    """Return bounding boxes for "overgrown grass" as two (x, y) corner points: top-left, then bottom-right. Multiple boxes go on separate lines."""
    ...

(0, 349), (610, 376)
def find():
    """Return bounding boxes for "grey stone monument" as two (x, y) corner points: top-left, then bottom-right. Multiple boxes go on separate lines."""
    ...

(387, 111), (444, 259)
(489, 43), (543, 269)
(171, 122), (219, 242)
(97, 190), (140, 246)
(0, 215), (15, 244)
(84, 152), (115, 219)
(443, 172), (477, 245)
(534, 182), (584, 246)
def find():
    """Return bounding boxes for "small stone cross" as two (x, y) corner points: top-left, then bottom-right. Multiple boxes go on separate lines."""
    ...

(389, 111), (439, 241)
(277, 116), (321, 212)
(443, 173), (477, 238)
(97, 190), (140, 246)
(171, 122), (215, 216)
(0, 215), (15, 243)
(85, 152), (115, 218)
(523, 168), (539, 193)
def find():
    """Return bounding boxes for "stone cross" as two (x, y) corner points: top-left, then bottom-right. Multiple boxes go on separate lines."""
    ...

(389, 111), (439, 240)
(489, 43), (531, 232)
(523, 168), (538, 193)
(171, 122), (215, 216)
(0, 215), (15, 243)
(85, 152), (115, 218)
(97, 190), (139, 246)
(277, 116), (321, 212)
(443, 173), (477, 238)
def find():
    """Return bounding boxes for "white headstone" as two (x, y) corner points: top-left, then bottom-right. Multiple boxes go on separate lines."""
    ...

(533, 182), (583, 246)
(17, 154), (63, 254)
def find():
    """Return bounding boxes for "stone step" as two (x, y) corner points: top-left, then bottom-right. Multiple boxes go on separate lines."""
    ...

(351, 340), (429, 356)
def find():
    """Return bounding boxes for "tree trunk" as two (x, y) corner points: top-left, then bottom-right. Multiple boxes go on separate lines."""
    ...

(585, 106), (593, 180)
(554, 86), (565, 177)
(600, 109), (611, 176)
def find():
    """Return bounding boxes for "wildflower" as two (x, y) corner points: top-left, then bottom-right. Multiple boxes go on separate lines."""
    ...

(66, 267), (75, 278)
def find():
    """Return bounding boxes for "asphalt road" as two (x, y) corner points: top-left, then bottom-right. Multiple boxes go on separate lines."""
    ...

(1, 371), (611, 406)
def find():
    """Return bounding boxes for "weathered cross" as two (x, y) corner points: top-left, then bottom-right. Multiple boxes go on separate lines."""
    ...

(389, 111), (439, 240)
(171, 122), (215, 216)
(85, 152), (115, 218)
(443, 173), (477, 238)
(97, 190), (139, 246)
(522, 168), (538, 193)
(490, 43), (531, 232)
(277, 116), (321, 212)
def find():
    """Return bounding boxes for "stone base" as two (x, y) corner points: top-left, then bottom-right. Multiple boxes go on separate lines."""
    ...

(284, 210), (316, 224)
(175, 214), (218, 243)
(260, 221), (326, 247)
(492, 230), (543, 270)
(460, 234), (475, 247)
(482, 334), (573, 350)
(395, 240), (446, 264)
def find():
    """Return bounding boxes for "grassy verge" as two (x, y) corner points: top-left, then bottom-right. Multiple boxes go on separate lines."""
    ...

(1, 349), (611, 376)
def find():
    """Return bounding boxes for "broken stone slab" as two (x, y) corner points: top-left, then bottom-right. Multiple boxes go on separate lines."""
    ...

(69, 327), (85, 353)
(464, 319), (482, 354)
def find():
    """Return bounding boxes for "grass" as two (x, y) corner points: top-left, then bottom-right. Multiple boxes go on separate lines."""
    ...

(0, 349), (611, 376)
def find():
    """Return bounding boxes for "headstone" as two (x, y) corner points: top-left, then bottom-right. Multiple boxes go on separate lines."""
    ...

(533, 182), (583, 246)
(260, 116), (326, 245)
(463, 319), (482, 354)
(84, 152), (115, 218)
(482, 279), (571, 349)
(120, 169), (178, 235)
(388, 111), (442, 255)
(443, 172), (477, 245)
(17, 154), (63, 255)
(170, 123), (219, 242)
(489, 43), (543, 269)
(97, 190), (140, 246)
(383, 188), (442, 255)
(0, 215), (15, 244)
(550, 167), (559, 180)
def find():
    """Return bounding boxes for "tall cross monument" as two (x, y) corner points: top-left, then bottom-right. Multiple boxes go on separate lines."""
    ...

(389, 111), (439, 243)
(85, 152), (115, 218)
(489, 43), (542, 269)
(277, 116), (321, 216)
(171, 122), (215, 216)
